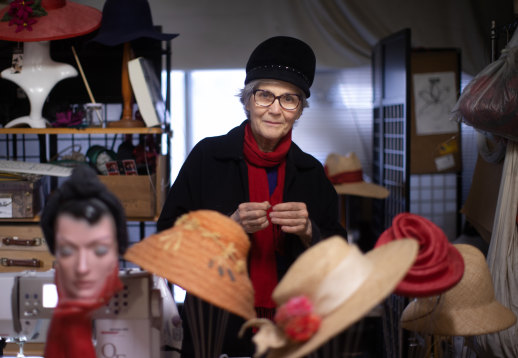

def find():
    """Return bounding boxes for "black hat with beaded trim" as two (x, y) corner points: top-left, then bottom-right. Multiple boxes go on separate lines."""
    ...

(245, 36), (316, 98)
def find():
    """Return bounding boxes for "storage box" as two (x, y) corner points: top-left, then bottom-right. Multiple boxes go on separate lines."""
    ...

(98, 155), (168, 219)
(99, 174), (157, 218)
(0, 176), (48, 218)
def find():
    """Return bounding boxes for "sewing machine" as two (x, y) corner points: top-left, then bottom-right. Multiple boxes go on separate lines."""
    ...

(0, 269), (182, 357)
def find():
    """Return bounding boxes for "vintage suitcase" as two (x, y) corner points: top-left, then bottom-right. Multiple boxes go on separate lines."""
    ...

(0, 224), (55, 273)
(0, 175), (48, 219)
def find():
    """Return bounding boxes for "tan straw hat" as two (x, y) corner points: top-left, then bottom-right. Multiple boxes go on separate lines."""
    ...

(124, 210), (256, 320)
(240, 236), (418, 358)
(400, 244), (516, 336)
(324, 152), (389, 199)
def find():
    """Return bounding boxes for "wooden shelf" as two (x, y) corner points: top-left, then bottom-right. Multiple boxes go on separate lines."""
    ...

(0, 216), (158, 223)
(0, 127), (166, 135)
(0, 216), (41, 223)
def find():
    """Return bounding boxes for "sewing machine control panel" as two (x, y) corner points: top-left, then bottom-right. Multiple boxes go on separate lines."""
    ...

(18, 274), (55, 320)
(93, 270), (152, 319)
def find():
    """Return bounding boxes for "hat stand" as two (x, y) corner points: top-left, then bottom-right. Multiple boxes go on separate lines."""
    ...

(2, 41), (78, 128)
(107, 42), (145, 128)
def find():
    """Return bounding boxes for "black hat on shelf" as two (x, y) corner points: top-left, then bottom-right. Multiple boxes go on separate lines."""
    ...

(90, 0), (178, 46)
(245, 36), (316, 98)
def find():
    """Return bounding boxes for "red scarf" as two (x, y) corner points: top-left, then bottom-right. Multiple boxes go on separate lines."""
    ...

(44, 264), (123, 358)
(243, 123), (291, 314)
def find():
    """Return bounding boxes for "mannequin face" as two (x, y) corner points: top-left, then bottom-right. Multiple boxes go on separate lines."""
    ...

(54, 213), (118, 299)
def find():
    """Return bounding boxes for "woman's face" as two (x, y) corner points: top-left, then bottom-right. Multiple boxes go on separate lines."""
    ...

(246, 80), (303, 152)
(54, 213), (118, 299)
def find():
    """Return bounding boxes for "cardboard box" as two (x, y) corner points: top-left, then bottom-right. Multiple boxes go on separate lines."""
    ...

(0, 176), (48, 218)
(99, 174), (157, 218)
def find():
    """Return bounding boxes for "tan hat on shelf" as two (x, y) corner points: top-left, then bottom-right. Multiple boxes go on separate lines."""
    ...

(324, 152), (389, 199)
(240, 236), (418, 358)
(124, 209), (256, 320)
(400, 244), (516, 336)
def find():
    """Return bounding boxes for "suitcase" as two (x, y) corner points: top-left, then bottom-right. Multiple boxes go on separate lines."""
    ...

(0, 224), (55, 272)
(0, 176), (49, 219)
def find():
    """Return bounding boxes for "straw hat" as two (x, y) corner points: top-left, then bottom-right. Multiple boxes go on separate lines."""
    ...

(0, 0), (101, 42)
(400, 244), (516, 336)
(240, 236), (418, 358)
(124, 210), (256, 320)
(375, 212), (465, 297)
(324, 152), (389, 199)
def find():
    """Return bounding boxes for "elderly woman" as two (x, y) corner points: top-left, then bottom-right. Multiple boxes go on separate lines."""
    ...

(40, 165), (128, 358)
(157, 36), (347, 357)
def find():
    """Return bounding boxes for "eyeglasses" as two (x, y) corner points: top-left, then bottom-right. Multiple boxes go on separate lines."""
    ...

(253, 89), (302, 111)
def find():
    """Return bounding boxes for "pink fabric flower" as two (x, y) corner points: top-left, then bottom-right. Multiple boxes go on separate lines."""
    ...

(2, 0), (46, 33)
(274, 295), (321, 342)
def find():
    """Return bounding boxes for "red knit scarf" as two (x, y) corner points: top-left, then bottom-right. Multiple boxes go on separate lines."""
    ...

(243, 123), (291, 316)
(44, 264), (123, 358)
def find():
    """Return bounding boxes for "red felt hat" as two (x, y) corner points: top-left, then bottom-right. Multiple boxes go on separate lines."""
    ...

(375, 212), (464, 297)
(0, 0), (101, 42)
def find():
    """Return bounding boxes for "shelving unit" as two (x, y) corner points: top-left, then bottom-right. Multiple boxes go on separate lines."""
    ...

(0, 33), (173, 242)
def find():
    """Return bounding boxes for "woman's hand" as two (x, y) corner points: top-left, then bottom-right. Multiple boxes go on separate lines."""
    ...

(231, 201), (271, 234)
(270, 202), (312, 246)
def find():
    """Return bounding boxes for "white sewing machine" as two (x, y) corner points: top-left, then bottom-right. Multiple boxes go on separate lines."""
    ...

(0, 269), (182, 358)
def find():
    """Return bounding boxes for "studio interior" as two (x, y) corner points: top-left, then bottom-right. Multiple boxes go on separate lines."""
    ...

(0, 0), (517, 357)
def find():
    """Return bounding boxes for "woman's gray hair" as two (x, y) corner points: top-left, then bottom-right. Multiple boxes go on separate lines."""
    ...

(238, 79), (309, 118)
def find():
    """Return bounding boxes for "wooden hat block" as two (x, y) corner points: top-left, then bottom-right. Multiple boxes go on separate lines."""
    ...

(108, 42), (145, 128)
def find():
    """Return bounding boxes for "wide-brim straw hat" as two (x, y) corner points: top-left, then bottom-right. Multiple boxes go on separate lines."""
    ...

(375, 212), (465, 297)
(0, 0), (101, 42)
(324, 152), (389, 199)
(124, 210), (256, 321)
(241, 236), (418, 358)
(400, 244), (516, 336)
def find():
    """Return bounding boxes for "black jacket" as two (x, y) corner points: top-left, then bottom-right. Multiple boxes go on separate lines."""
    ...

(157, 120), (347, 357)
(158, 120), (347, 277)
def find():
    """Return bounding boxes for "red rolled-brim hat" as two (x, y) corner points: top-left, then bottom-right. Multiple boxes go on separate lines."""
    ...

(375, 212), (464, 297)
(0, 0), (101, 42)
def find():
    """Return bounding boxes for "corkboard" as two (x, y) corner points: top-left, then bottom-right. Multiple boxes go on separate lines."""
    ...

(410, 49), (462, 174)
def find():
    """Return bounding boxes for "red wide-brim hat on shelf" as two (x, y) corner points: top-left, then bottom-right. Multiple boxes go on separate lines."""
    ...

(0, 0), (101, 42)
(375, 212), (465, 297)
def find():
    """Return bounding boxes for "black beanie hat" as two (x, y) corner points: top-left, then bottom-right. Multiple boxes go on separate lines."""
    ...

(245, 36), (316, 98)
(40, 165), (128, 256)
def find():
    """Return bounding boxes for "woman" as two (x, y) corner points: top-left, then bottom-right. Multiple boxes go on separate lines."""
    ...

(40, 164), (128, 358)
(157, 36), (347, 357)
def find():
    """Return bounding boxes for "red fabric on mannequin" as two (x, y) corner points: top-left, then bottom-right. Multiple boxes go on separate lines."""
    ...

(243, 123), (291, 314)
(44, 265), (122, 358)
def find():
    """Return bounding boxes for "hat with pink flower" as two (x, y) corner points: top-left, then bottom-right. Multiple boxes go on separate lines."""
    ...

(0, 0), (101, 42)
(240, 235), (419, 358)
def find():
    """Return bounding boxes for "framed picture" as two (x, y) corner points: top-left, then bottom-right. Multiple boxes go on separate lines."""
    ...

(122, 159), (138, 176)
(106, 161), (120, 176)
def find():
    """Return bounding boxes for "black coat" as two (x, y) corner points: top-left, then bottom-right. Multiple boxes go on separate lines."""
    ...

(158, 120), (347, 275)
(157, 120), (347, 357)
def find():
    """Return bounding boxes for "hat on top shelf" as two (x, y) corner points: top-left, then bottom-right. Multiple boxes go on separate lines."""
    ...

(0, 0), (102, 42)
(90, 0), (179, 46)
(324, 152), (390, 199)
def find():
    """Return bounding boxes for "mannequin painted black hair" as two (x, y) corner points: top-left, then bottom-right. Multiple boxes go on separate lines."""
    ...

(40, 164), (128, 255)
